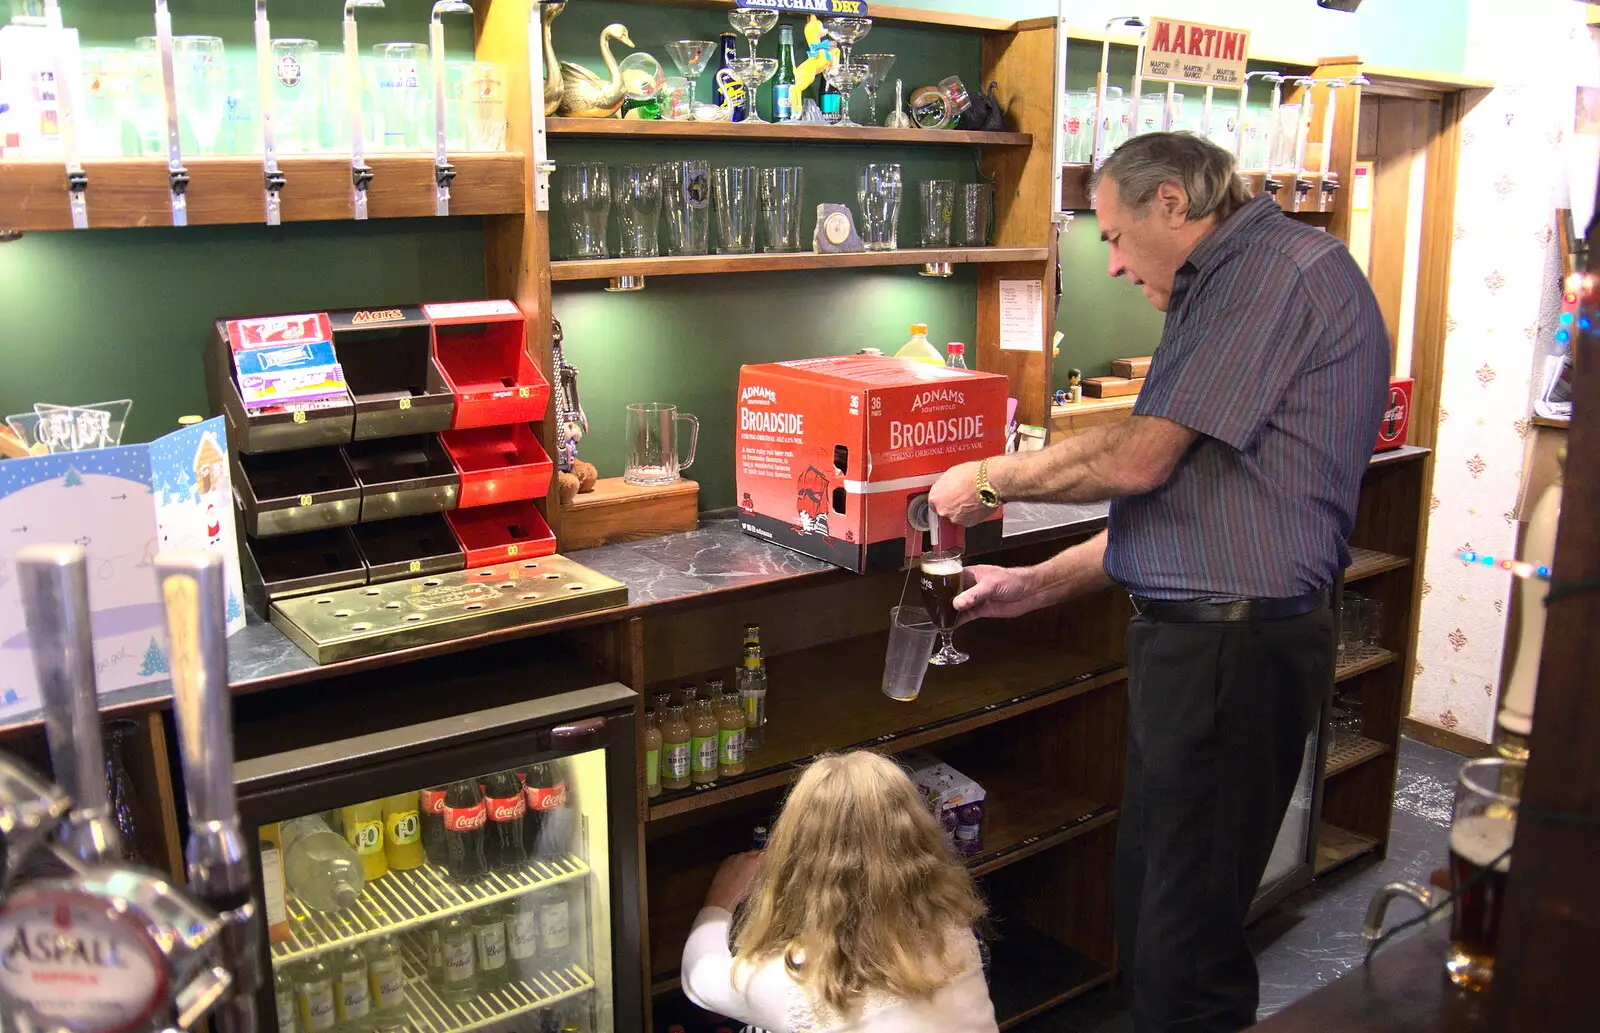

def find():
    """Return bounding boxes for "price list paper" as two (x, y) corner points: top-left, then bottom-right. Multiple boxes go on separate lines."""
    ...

(999, 280), (1045, 352)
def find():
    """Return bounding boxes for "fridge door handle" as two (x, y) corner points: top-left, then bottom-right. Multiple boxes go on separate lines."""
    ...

(551, 716), (606, 750)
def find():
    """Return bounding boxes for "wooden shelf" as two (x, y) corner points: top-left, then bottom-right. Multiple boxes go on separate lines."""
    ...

(601, 0), (1019, 32)
(547, 117), (1032, 148)
(647, 626), (1123, 820)
(0, 153), (524, 231)
(987, 923), (1113, 1029)
(1323, 734), (1390, 778)
(551, 246), (1049, 282)
(1344, 548), (1412, 584)
(1315, 822), (1380, 876)
(1335, 647), (1398, 684)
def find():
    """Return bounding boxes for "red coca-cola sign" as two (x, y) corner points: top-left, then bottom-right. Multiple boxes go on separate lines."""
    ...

(525, 785), (566, 811)
(1375, 377), (1414, 453)
(420, 788), (448, 814)
(486, 794), (527, 822)
(443, 802), (487, 832)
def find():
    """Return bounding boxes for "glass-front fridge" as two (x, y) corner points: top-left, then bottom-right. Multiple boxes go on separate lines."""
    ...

(234, 684), (641, 1033)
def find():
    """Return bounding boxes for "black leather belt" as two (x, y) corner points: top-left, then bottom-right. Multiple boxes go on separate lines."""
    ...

(1130, 588), (1329, 623)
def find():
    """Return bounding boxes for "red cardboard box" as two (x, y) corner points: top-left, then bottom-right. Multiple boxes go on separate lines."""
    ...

(735, 356), (1008, 572)
(1375, 376), (1414, 452)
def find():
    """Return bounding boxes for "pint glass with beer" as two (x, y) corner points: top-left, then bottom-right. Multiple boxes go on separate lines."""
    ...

(1446, 757), (1520, 990)
(918, 550), (968, 666)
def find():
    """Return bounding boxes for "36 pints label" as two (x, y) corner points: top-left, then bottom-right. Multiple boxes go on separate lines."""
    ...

(443, 801), (487, 832)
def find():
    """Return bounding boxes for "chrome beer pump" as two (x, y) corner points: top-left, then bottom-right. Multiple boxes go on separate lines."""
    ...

(0, 545), (257, 1033)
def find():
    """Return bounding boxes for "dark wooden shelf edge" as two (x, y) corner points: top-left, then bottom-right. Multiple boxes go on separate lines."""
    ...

(551, 247), (1050, 281)
(647, 667), (1126, 821)
(988, 924), (1114, 1030)
(1323, 739), (1392, 779)
(1314, 823), (1380, 877)
(547, 117), (1032, 147)
(1334, 649), (1399, 684)
(1344, 551), (1412, 584)
(968, 804), (1118, 878)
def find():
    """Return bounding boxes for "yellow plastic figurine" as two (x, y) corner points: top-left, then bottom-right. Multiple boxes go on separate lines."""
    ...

(785, 16), (834, 115)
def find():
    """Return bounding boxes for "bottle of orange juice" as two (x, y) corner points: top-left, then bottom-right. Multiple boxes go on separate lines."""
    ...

(382, 793), (424, 871)
(340, 801), (388, 880)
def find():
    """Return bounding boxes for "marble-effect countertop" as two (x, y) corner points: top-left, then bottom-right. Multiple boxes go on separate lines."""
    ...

(0, 502), (1109, 735)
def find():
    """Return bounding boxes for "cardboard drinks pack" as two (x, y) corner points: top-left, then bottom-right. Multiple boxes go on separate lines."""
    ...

(735, 356), (1008, 572)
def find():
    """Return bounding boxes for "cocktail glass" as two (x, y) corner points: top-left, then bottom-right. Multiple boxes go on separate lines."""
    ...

(821, 16), (871, 69)
(824, 62), (869, 127)
(730, 57), (778, 124)
(665, 40), (716, 122)
(728, 7), (779, 62)
(860, 54), (896, 125)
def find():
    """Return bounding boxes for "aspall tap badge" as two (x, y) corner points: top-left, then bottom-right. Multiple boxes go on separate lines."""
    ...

(0, 890), (165, 1033)
(276, 53), (303, 87)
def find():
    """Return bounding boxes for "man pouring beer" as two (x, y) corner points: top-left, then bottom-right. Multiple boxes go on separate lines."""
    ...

(928, 133), (1389, 1033)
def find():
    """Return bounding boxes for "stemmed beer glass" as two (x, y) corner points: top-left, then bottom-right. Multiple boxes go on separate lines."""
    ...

(918, 550), (969, 666)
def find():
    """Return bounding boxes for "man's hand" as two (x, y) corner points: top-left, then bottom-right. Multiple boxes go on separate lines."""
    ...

(953, 564), (1045, 624)
(705, 850), (763, 912)
(929, 460), (990, 526)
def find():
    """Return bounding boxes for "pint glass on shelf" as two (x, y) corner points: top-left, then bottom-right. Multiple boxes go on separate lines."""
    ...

(1445, 757), (1521, 991)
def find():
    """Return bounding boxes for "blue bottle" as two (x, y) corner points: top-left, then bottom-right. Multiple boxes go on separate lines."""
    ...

(715, 32), (746, 122)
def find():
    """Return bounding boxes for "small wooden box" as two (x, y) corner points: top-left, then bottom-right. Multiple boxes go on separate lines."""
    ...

(1083, 376), (1143, 399)
(1110, 356), (1152, 379)
(558, 477), (699, 551)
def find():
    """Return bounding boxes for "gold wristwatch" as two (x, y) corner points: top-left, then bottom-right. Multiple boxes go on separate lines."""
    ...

(976, 458), (1002, 509)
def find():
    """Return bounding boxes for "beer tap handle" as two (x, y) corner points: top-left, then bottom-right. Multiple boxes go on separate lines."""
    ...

(0, 754), (72, 890)
(17, 545), (123, 866)
(155, 550), (258, 1033)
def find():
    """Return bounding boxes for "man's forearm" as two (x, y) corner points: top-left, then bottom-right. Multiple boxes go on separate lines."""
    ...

(1023, 531), (1113, 609)
(987, 417), (1194, 505)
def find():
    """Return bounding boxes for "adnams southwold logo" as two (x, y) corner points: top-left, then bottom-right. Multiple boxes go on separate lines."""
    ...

(910, 388), (965, 413)
(741, 385), (777, 406)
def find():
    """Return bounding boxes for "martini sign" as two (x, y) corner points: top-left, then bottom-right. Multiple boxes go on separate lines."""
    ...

(1140, 17), (1252, 88)
(735, 0), (870, 15)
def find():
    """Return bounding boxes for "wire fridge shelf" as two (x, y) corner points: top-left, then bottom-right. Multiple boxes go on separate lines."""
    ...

(396, 934), (595, 1033)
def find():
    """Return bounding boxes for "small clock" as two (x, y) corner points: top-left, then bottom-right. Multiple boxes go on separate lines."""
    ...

(814, 204), (864, 253)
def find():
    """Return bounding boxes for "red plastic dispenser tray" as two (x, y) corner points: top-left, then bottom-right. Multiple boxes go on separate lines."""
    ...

(442, 423), (554, 508)
(447, 499), (557, 567)
(426, 300), (551, 429)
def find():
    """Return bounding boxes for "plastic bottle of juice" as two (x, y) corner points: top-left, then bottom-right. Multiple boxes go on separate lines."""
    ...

(690, 698), (720, 785)
(381, 793), (424, 871)
(643, 709), (663, 798)
(660, 704), (692, 791)
(339, 801), (388, 881)
(895, 322), (944, 365)
(718, 688), (746, 778)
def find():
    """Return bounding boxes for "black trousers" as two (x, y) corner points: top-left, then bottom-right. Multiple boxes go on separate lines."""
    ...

(1116, 605), (1332, 1033)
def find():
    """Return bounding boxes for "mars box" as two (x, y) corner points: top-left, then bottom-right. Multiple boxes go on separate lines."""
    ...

(735, 356), (1008, 572)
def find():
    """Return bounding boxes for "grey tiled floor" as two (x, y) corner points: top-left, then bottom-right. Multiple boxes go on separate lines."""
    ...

(1014, 736), (1463, 1032)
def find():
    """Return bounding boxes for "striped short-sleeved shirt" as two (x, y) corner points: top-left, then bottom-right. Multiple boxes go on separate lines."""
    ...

(1103, 195), (1391, 602)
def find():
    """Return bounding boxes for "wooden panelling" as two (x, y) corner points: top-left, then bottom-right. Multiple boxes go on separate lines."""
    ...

(1399, 717), (1497, 759)
(1409, 89), (1469, 452)
(1365, 96), (1432, 346)
(978, 260), (1054, 428)
(1048, 396), (1136, 438)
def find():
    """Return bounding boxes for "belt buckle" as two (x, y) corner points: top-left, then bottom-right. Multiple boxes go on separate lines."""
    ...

(1129, 594), (1145, 616)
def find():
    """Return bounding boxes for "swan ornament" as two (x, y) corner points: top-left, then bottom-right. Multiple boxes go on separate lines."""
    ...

(559, 22), (636, 118)
(542, 1), (565, 116)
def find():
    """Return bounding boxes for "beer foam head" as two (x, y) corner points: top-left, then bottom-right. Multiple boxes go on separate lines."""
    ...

(921, 556), (963, 577)
(1451, 814), (1515, 872)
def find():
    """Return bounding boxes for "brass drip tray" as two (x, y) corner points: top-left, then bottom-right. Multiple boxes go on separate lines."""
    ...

(270, 554), (628, 663)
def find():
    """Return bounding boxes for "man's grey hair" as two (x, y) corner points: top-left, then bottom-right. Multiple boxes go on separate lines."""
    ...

(1089, 131), (1253, 223)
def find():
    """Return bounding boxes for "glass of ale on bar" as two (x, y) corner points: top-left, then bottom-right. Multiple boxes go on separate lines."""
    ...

(1447, 757), (1521, 991)
(918, 550), (969, 666)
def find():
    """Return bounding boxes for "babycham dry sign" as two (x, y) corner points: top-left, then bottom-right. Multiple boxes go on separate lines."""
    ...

(1141, 17), (1252, 88)
(736, 0), (870, 14)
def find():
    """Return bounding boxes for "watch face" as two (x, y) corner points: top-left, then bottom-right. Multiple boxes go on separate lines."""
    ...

(823, 211), (851, 245)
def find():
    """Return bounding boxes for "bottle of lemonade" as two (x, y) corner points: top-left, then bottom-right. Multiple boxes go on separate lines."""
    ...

(339, 801), (388, 881)
(660, 704), (692, 791)
(895, 322), (944, 365)
(718, 688), (747, 778)
(690, 698), (720, 785)
(644, 709), (663, 798)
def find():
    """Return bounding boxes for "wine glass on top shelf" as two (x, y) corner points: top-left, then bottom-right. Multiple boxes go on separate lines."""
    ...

(824, 62), (870, 127)
(728, 6), (779, 62)
(821, 16), (871, 69)
(666, 40), (716, 121)
(860, 54), (896, 126)
(731, 58), (780, 124)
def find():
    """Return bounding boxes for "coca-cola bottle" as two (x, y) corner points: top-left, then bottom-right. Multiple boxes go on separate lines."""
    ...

(419, 785), (450, 867)
(518, 761), (571, 859)
(441, 779), (488, 881)
(483, 769), (529, 871)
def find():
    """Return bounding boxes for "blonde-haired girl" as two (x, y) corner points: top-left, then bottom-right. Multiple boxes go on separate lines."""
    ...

(681, 751), (998, 1032)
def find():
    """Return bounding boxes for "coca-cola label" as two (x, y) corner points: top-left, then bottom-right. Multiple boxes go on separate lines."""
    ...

(443, 801), (487, 832)
(486, 794), (527, 822)
(0, 891), (164, 1033)
(420, 788), (449, 814)
(525, 784), (566, 811)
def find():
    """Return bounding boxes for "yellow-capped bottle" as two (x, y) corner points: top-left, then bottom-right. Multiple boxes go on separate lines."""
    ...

(340, 801), (388, 881)
(382, 792), (424, 871)
(895, 322), (945, 365)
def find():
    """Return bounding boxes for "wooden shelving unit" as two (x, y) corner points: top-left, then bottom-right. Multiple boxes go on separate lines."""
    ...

(1314, 822), (1381, 876)
(1323, 733), (1390, 778)
(0, 153), (524, 231)
(1335, 647), (1399, 684)
(988, 923), (1114, 1029)
(646, 625), (1122, 820)
(1345, 547), (1412, 584)
(551, 246), (1050, 282)
(547, 118), (1032, 147)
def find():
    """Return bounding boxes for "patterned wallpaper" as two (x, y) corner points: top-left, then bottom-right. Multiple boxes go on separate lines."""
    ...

(1408, 1), (1596, 742)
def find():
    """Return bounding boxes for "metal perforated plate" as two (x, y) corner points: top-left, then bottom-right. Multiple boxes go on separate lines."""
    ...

(270, 554), (628, 663)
